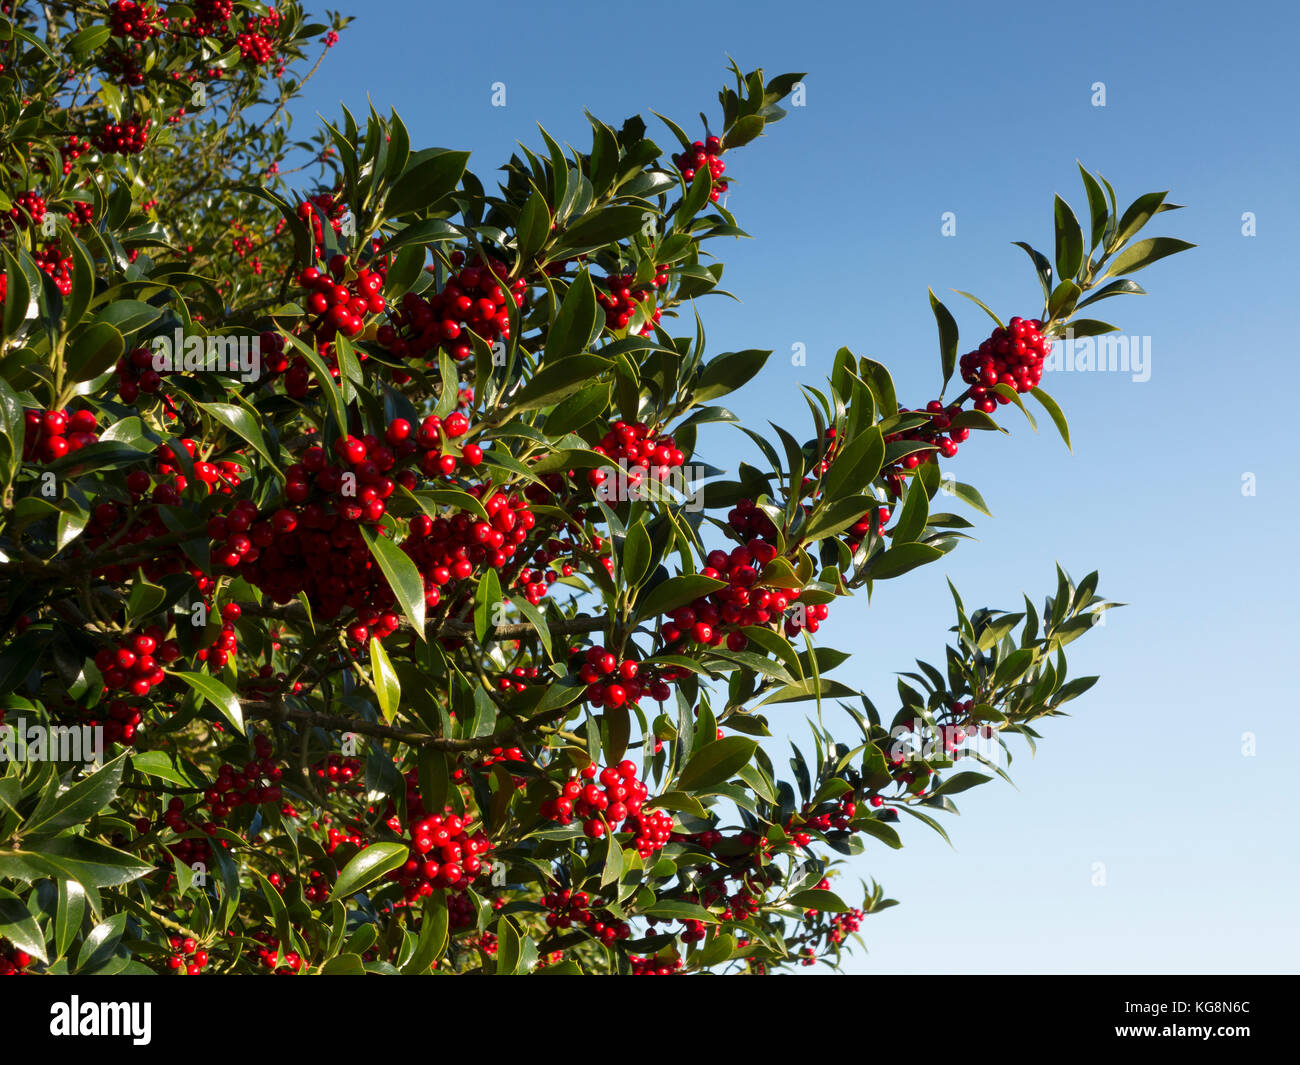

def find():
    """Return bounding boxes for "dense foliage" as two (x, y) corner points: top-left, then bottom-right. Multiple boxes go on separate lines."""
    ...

(0, 1), (1192, 975)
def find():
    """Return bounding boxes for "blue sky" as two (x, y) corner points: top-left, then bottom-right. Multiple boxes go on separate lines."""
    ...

(293, 0), (1299, 972)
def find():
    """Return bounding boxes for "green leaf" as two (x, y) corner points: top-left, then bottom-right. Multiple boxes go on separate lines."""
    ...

(92, 299), (160, 336)
(928, 290), (958, 388)
(362, 526), (427, 638)
(788, 888), (851, 913)
(643, 899), (719, 923)
(1077, 164), (1109, 250)
(320, 953), (366, 974)
(635, 575), (728, 621)
(330, 842), (409, 901)
(546, 268), (600, 360)
(1110, 190), (1167, 249)
(678, 736), (757, 792)
(623, 519), (652, 589)
(932, 771), (992, 796)
(695, 349), (771, 403)
(370, 637), (400, 722)
(543, 382), (612, 436)
(75, 911), (126, 972)
(65, 323), (124, 383)
(514, 354), (610, 410)
(823, 426), (884, 502)
(23, 752), (128, 838)
(171, 671), (244, 734)
(1053, 195), (1085, 281)
(1029, 387), (1071, 451)
(386, 150), (470, 216)
(555, 205), (648, 255)
(866, 543), (943, 580)
(401, 893), (449, 973)
(474, 568), (502, 643)
(0, 886), (47, 964)
(1102, 237), (1196, 278)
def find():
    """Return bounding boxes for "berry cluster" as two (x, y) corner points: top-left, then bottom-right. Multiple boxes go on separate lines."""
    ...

(0, 939), (31, 976)
(541, 888), (632, 945)
(113, 345), (167, 402)
(34, 243), (74, 295)
(299, 260), (385, 340)
(166, 936), (210, 975)
(595, 270), (666, 335)
(385, 412), (483, 480)
(959, 317), (1049, 408)
(402, 490), (538, 610)
(661, 539), (801, 648)
(390, 809), (495, 900)
(539, 761), (650, 839)
(234, 31), (275, 65)
(311, 754), (362, 790)
(376, 253), (524, 365)
(250, 932), (304, 973)
(629, 953), (683, 975)
(5, 190), (45, 230)
(844, 505), (892, 554)
(726, 497), (778, 540)
(21, 408), (99, 463)
(882, 400), (972, 474)
(570, 646), (679, 708)
(108, 0), (163, 39)
(94, 631), (172, 698)
(61, 134), (92, 176)
(672, 135), (728, 201)
(588, 420), (685, 493)
(627, 807), (674, 859)
(95, 117), (151, 154)
(294, 191), (348, 257)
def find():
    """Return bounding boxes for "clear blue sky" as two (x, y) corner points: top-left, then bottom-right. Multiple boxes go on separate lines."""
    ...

(293, 0), (1299, 973)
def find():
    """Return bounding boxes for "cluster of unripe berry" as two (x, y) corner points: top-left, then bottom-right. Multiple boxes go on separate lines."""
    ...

(587, 420), (686, 492)
(94, 631), (175, 698)
(376, 252), (524, 366)
(541, 888), (633, 945)
(165, 936), (210, 975)
(539, 761), (650, 839)
(672, 135), (728, 201)
(959, 317), (1050, 407)
(299, 260), (385, 340)
(95, 117), (151, 154)
(21, 408), (100, 463)
(596, 270), (666, 335)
